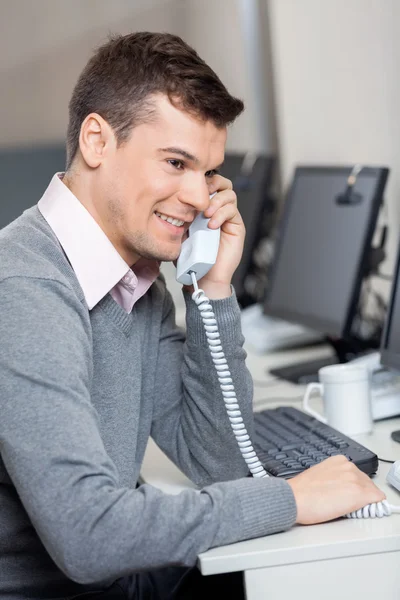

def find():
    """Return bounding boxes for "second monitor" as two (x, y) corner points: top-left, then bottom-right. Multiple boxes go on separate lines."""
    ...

(220, 152), (275, 307)
(265, 164), (389, 383)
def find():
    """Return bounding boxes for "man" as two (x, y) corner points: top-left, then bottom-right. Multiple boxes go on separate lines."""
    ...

(0, 32), (384, 599)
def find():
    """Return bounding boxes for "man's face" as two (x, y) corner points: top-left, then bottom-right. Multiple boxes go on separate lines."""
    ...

(96, 95), (227, 265)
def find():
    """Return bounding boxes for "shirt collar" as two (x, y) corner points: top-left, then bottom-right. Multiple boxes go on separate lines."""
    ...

(38, 173), (148, 310)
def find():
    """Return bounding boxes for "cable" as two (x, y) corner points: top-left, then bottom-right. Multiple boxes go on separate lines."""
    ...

(379, 458), (395, 464)
(351, 275), (386, 344)
(345, 500), (400, 519)
(190, 271), (267, 479)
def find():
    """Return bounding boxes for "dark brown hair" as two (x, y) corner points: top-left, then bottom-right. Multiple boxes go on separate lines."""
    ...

(66, 32), (244, 168)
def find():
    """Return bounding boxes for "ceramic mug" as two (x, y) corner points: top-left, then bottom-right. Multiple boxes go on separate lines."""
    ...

(302, 364), (373, 436)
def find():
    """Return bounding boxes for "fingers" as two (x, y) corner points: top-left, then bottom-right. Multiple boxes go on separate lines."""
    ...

(208, 174), (233, 194)
(344, 463), (386, 501)
(204, 174), (244, 230)
(319, 456), (385, 496)
(319, 454), (348, 466)
(208, 203), (243, 231)
(204, 187), (236, 216)
(288, 455), (386, 524)
(356, 470), (386, 502)
(204, 189), (242, 230)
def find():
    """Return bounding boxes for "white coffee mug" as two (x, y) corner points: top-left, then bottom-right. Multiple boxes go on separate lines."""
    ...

(302, 364), (373, 436)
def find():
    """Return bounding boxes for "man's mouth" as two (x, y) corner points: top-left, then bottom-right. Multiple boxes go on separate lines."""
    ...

(154, 211), (185, 227)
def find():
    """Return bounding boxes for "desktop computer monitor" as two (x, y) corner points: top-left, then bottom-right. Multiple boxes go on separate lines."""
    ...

(264, 165), (388, 336)
(265, 165), (389, 383)
(220, 152), (275, 306)
(0, 144), (66, 229)
(380, 238), (400, 373)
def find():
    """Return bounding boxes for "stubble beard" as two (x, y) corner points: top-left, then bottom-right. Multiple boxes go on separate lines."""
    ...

(124, 230), (181, 263)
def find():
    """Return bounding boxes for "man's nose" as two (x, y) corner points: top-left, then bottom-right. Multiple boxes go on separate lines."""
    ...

(179, 183), (210, 214)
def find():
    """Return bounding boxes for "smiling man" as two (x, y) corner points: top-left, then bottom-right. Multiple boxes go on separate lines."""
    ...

(0, 32), (384, 600)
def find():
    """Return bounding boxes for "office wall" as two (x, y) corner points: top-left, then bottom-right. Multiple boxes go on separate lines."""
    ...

(183, 0), (277, 154)
(0, 0), (185, 147)
(0, 0), (272, 155)
(268, 0), (399, 267)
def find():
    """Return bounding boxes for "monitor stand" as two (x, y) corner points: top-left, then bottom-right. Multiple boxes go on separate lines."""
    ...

(269, 337), (379, 385)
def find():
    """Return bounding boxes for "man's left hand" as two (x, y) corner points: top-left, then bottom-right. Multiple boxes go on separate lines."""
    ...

(193, 174), (245, 300)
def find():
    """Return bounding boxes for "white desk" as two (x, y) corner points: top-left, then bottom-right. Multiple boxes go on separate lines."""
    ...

(141, 343), (400, 600)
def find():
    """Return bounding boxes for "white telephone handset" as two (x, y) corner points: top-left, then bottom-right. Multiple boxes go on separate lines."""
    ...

(176, 195), (220, 285)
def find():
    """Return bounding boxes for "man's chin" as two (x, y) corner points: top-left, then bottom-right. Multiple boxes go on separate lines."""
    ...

(156, 242), (182, 263)
(138, 247), (181, 264)
(127, 235), (182, 264)
(158, 252), (181, 264)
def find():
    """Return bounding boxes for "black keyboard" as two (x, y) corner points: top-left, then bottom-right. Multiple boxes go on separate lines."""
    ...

(253, 406), (378, 478)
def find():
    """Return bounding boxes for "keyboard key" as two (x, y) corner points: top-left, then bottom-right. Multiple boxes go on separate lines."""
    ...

(280, 443), (301, 451)
(268, 466), (303, 477)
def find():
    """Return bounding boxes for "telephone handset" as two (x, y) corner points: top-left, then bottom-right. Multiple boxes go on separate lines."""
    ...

(176, 194), (220, 285)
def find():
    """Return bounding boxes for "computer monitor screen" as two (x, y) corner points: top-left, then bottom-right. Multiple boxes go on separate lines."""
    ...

(264, 165), (389, 337)
(380, 239), (400, 372)
(0, 145), (66, 229)
(220, 153), (275, 304)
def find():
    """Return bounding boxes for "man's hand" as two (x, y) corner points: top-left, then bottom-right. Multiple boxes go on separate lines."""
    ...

(191, 174), (245, 300)
(288, 455), (386, 525)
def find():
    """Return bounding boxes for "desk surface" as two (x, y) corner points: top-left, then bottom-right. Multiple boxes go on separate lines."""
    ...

(141, 341), (400, 577)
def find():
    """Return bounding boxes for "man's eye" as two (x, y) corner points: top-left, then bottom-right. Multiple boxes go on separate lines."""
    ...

(168, 159), (184, 170)
(205, 169), (219, 178)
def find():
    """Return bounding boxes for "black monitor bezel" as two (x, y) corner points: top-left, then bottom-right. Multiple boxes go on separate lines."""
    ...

(263, 165), (389, 337)
(220, 153), (275, 301)
(380, 238), (400, 371)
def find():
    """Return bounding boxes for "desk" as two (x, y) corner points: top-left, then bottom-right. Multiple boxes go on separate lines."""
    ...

(141, 343), (400, 600)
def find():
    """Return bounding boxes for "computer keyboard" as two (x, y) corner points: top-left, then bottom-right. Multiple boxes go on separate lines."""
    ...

(253, 406), (378, 478)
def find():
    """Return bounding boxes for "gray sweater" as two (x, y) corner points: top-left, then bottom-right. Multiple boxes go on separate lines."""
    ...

(0, 207), (297, 598)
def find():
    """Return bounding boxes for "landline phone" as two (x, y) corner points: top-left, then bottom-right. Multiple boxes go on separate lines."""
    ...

(175, 198), (400, 519)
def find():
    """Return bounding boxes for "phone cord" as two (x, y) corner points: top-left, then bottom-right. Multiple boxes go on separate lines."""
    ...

(345, 501), (400, 519)
(190, 273), (268, 478)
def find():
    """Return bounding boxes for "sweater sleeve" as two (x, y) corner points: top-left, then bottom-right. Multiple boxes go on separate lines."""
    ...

(151, 282), (256, 487)
(0, 276), (296, 586)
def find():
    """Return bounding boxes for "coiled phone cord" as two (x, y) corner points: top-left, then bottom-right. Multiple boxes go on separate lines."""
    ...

(345, 501), (400, 519)
(190, 272), (267, 478)
(190, 272), (400, 517)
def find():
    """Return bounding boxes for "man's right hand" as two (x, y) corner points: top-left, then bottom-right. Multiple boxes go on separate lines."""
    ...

(287, 455), (386, 524)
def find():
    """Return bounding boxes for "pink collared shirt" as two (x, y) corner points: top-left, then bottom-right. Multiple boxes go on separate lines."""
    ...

(38, 174), (159, 313)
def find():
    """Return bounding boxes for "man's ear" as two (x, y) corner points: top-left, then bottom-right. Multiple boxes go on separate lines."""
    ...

(78, 113), (116, 168)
